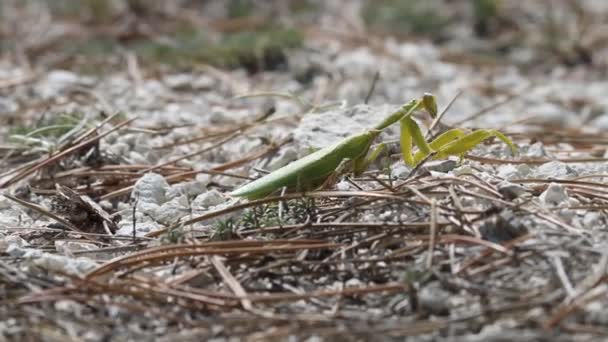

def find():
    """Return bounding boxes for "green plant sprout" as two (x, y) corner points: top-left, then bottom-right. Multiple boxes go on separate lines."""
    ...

(232, 94), (517, 199)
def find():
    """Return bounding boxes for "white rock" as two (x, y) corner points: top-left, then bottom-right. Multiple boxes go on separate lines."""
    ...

(152, 195), (191, 224)
(116, 220), (159, 237)
(267, 147), (298, 171)
(128, 151), (149, 165)
(378, 210), (393, 221)
(55, 241), (98, 256)
(530, 102), (575, 126)
(586, 300), (608, 324)
(534, 161), (577, 178)
(0, 97), (18, 113)
(0, 196), (12, 209)
(336, 180), (353, 191)
(423, 159), (457, 174)
(166, 180), (208, 200)
(193, 190), (227, 209)
(521, 142), (549, 158)
(498, 181), (527, 199)
(163, 73), (194, 88)
(590, 114), (608, 130)
(0, 236), (28, 253)
(418, 282), (450, 316)
(132, 173), (170, 206)
(106, 141), (130, 157)
(35, 70), (94, 98)
(345, 278), (364, 287)
(293, 104), (400, 155)
(582, 212), (602, 228)
(452, 165), (473, 176)
(497, 164), (522, 180)
(31, 253), (98, 275)
(539, 183), (569, 206)
(557, 208), (575, 222)
(391, 163), (412, 178)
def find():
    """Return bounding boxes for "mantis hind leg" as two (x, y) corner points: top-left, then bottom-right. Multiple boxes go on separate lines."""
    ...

(321, 158), (354, 189)
(353, 143), (387, 176)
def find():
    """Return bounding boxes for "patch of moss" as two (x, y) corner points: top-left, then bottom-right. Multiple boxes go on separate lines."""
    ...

(133, 27), (303, 72)
(201, 28), (303, 72)
(472, 0), (501, 37)
(362, 0), (450, 37)
(9, 113), (83, 139)
(47, 0), (121, 23)
(288, 0), (318, 14)
(228, 0), (254, 18)
(59, 38), (120, 59)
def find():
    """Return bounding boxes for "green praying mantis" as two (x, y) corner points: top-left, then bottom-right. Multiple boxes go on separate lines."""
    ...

(231, 94), (516, 199)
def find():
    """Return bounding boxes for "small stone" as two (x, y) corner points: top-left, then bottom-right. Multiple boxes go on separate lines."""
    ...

(345, 278), (363, 287)
(35, 70), (94, 98)
(31, 253), (98, 275)
(479, 210), (528, 243)
(116, 221), (159, 237)
(498, 181), (528, 200)
(590, 114), (608, 130)
(132, 173), (170, 206)
(166, 180), (208, 200)
(0, 236), (28, 253)
(534, 161), (577, 178)
(336, 180), (353, 191)
(128, 151), (149, 165)
(422, 159), (457, 174)
(55, 241), (98, 256)
(391, 163), (412, 178)
(193, 190), (227, 209)
(418, 281), (451, 316)
(583, 212), (602, 228)
(539, 183), (569, 206)
(586, 301), (608, 325)
(557, 208), (575, 222)
(497, 164), (531, 180)
(378, 210), (393, 221)
(496, 164), (518, 179)
(163, 73), (194, 89)
(267, 147), (298, 171)
(452, 165), (473, 176)
(106, 142), (130, 157)
(152, 195), (190, 224)
(54, 300), (84, 314)
(521, 142), (549, 158)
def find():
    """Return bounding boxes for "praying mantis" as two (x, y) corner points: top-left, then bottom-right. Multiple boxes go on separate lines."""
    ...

(231, 94), (516, 199)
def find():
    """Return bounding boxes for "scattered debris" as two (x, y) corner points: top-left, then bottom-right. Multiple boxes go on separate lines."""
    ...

(2, 1), (608, 340)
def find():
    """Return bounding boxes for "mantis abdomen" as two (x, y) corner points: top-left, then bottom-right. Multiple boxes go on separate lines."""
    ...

(231, 130), (379, 199)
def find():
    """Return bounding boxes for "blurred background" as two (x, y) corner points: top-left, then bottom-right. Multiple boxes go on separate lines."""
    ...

(2, 0), (608, 140)
(1, 0), (606, 75)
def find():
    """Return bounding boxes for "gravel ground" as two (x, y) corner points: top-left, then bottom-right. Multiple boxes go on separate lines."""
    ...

(2, 1), (608, 341)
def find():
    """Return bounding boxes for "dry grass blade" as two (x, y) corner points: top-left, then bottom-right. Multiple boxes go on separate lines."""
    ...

(246, 283), (407, 303)
(3, 194), (100, 243)
(85, 240), (340, 279)
(210, 256), (254, 311)
(146, 190), (403, 238)
(98, 138), (288, 201)
(1, 117), (136, 188)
